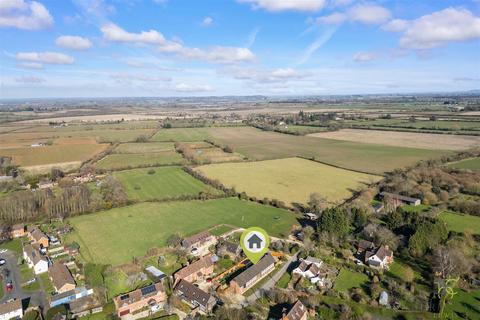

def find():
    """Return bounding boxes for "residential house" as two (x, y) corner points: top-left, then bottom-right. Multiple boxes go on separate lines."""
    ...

(217, 240), (242, 260)
(23, 244), (49, 274)
(10, 224), (26, 238)
(113, 283), (166, 318)
(49, 262), (76, 293)
(357, 240), (375, 254)
(380, 192), (421, 207)
(28, 226), (49, 248)
(182, 231), (216, 256)
(50, 287), (94, 307)
(230, 253), (275, 294)
(0, 299), (23, 320)
(365, 245), (393, 269)
(174, 254), (215, 285)
(293, 257), (326, 286)
(282, 300), (308, 320)
(174, 279), (216, 314)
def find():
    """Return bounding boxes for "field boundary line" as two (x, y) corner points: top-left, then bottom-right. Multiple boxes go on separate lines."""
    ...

(296, 156), (386, 177)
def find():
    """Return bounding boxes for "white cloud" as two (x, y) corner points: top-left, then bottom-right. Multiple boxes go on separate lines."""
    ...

(296, 27), (338, 65)
(202, 16), (213, 27)
(17, 61), (43, 69)
(15, 75), (45, 83)
(0, 0), (53, 30)
(331, 0), (354, 7)
(239, 0), (326, 12)
(316, 4), (390, 25)
(399, 8), (480, 49)
(381, 19), (409, 32)
(225, 67), (310, 82)
(102, 23), (255, 64)
(110, 73), (171, 82)
(172, 83), (214, 92)
(101, 23), (166, 44)
(16, 52), (75, 67)
(353, 51), (377, 62)
(55, 35), (93, 50)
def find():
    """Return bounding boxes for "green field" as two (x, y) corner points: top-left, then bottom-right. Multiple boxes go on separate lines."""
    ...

(96, 151), (185, 170)
(275, 125), (329, 135)
(448, 158), (480, 171)
(66, 198), (298, 265)
(439, 211), (480, 234)
(57, 128), (156, 143)
(151, 127), (211, 142)
(195, 157), (381, 206)
(205, 127), (449, 174)
(334, 268), (369, 292)
(114, 142), (175, 154)
(444, 289), (480, 319)
(113, 166), (222, 200)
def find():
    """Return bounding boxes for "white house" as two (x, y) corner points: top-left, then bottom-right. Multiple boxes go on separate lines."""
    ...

(293, 257), (326, 285)
(23, 244), (49, 274)
(0, 300), (23, 320)
(365, 245), (393, 269)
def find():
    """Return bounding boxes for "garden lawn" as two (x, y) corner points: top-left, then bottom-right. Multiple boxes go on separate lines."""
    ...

(66, 198), (298, 265)
(113, 166), (222, 200)
(195, 157), (381, 206)
(0, 238), (23, 255)
(444, 289), (480, 320)
(439, 211), (480, 234)
(334, 269), (369, 292)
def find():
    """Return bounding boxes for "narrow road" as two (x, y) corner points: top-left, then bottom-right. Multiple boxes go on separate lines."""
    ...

(245, 251), (299, 304)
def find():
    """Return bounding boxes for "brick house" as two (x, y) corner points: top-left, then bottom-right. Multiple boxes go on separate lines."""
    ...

(173, 254), (215, 285)
(49, 262), (76, 293)
(282, 300), (308, 320)
(10, 224), (26, 238)
(182, 231), (216, 256)
(0, 299), (23, 320)
(113, 283), (166, 318)
(28, 226), (49, 248)
(174, 279), (216, 313)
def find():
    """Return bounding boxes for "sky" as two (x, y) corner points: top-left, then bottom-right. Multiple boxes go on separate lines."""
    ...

(0, 0), (480, 98)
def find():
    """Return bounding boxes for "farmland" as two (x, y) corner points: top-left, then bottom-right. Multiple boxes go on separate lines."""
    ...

(195, 157), (381, 206)
(308, 129), (480, 151)
(95, 151), (185, 170)
(66, 198), (299, 265)
(438, 211), (480, 234)
(151, 127), (212, 141)
(0, 137), (107, 171)
(204, 127), (448, 175)
(448, 157), (480, 170)
(113, 166), (222, 200)
(114, 142), (175, 154)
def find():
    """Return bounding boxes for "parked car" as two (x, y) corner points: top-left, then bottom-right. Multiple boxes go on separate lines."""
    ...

(0, 259), (6, 266)
(0, 249), (7, 254)
(6, 281), (13, 292)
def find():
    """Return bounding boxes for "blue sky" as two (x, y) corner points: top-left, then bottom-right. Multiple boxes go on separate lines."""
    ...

(1, 0), (479, 98)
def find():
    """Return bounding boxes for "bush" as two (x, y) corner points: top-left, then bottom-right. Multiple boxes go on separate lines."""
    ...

(147, 169), (156, 175)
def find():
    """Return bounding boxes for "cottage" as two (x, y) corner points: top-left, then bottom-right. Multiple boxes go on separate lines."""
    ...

(218, 240), (242, 260)
(182, 231), (216, 256)
(357, 240), (375, 254)
(380, 192), (421, 207)
(10, 224), (26, 238)
(174, 279), (216, 313)
(28, 226), (49, 248)
(282, 300), (308, 320)
(230, 253), (275, 294)
(365, 245), (393, 269)
(49, 262), (76, 293)
(292, 257), (326, 285)
(174, 254), (215, 284)
(0, 299), (23, 320)
(113, 283), (166, 318)
(23, 244), (49, 274)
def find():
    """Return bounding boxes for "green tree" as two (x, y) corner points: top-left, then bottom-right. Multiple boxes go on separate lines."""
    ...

(317, 207), (350, 237)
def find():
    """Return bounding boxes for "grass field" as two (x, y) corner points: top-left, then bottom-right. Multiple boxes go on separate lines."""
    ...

(334, 269), (369, 292)
(444, 289), (480, 319)
(309, 129), (480, 151)
(191, 146), (244, 163)
(0, 137), (107, 169)
(205, 127), (450, 174)
(96, 151), (185, 170)
(448, 158), (480, 171)
(275, 125), (329, 135)
(66, 198), (298, 265)
(439, 211), (480, 234)
(195, 158), (381, 206)
(151, 127), (211, 141)
(113, 166), (222, 200)
(114, 142), (175, 154)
